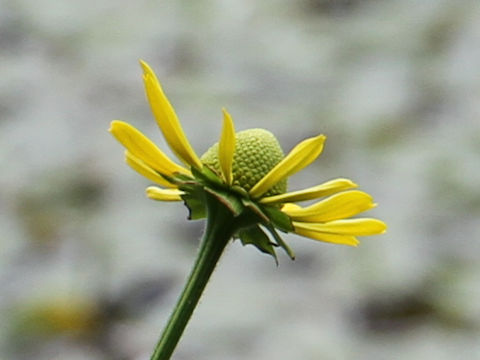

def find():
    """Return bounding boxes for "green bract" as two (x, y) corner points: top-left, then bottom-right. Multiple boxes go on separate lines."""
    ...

(168, 163), (295, 263)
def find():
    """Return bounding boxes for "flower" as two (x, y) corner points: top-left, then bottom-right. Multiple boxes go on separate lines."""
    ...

(109, 61), (386, 260)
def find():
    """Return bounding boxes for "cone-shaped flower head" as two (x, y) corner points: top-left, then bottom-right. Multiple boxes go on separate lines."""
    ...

(109, 61), (387, 262)
(201, 128), (287, 197)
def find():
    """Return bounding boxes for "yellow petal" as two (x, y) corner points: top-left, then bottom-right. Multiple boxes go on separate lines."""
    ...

(294, 227), (360, 246)
(140, 60), (202, 169)
(219, 108), (236, 185)
(281, 203), (302, 212)
(146, 186), (184, 201)
(125, 151), (176, 188)
(249, 134), (326, 199)
(109, 120), (190, 176)
(293, 218), (387, 236)
(284, 190), (376, 222)
(260, 178), (358, 204)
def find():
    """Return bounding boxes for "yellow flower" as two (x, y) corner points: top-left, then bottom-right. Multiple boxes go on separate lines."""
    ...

(109, 61), (386, 259)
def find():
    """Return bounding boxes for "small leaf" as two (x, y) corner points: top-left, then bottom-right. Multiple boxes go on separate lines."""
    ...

(164, 172), (196, 186)
(265, 225), (295, 260)
(204, 187), (244, 217)
(231, 185), (249, 198)
(241, 198), (269, 223)
(181, 187), (206, 220)
(191, 165), (223, 187)
(238, 226), (278, 264)
(262, 205), (294, 232)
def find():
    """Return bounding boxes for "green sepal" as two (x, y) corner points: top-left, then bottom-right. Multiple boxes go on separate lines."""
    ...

(191, 165), (223, 187)
(201, 165), (224, 186)
(238, 226), (278, 264)
(231, 185), (249, 198)
(261, 205), (294, 232)
(241, 198), (269, 223)
(204, 187), (244, 217)
(165, 172), (196, 186)
(265, 224), (295, 260)
(180, 185), (206, 220)
(232, 208), (266, 231)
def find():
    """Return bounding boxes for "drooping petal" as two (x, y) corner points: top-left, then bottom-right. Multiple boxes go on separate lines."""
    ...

(293, 218), (387, 236)
(109, 120), (190, 176)
(140, 60), (202, 169)
(249, 134), (326, 199)
(146, 186), (184, 201)
(284, 190), (376, 222)
(293, 227), (360, 246)
(125, 151), (176, 188)
(260, 178), (358, 204)
(218, 108), (236, 185)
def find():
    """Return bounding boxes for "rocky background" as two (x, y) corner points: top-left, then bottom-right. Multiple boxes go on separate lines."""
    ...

(1, 0), (479, 359)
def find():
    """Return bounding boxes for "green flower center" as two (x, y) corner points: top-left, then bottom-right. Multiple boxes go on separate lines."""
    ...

(201, 128), (287, 197)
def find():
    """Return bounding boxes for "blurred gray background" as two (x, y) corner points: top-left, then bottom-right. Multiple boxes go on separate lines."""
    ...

(1, 0), (479, 359)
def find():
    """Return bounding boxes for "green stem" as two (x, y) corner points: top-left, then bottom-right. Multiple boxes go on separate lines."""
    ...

(150, 194), (235, 360)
